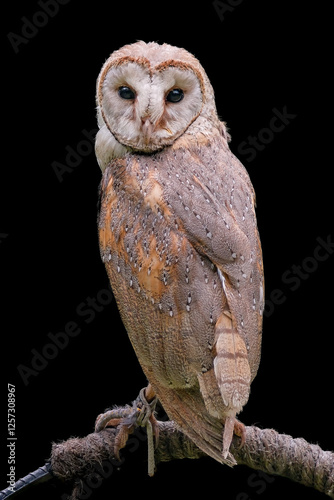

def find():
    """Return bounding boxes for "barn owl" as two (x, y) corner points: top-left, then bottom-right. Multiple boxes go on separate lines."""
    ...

(95, 41), (264, 463)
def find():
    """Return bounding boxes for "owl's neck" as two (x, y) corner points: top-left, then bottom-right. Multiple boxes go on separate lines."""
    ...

(95, 115), (226, 174)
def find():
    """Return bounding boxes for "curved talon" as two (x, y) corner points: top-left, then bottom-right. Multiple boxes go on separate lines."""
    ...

(95, 406), (135, 432)
(113, 423), (135, 461)
(233, 419), (246, 448)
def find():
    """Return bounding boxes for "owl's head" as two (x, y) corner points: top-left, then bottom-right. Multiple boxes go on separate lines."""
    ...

(96, 41), (220, 166)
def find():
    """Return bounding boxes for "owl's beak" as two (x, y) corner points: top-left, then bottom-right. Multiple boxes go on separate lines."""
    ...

(141, 117), (154, 143)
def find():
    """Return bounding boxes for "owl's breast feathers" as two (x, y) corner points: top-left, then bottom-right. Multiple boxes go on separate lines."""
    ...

(98, 131), (264, 463)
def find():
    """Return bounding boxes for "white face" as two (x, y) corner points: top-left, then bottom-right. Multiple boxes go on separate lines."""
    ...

(97, 60), (203, 152)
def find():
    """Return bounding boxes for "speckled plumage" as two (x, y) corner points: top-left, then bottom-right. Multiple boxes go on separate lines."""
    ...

(96, 41), (264, 463)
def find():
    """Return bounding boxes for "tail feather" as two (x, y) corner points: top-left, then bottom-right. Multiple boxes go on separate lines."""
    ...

(147, 373), (236, 465)
(222, 415), (236, 459)
(143, 310), (251, 465)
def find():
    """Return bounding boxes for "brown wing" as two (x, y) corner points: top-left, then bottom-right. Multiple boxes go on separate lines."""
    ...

(153, 134), (264, 378)
(98, 132), (263, 463)
(151, 133), (264, 457)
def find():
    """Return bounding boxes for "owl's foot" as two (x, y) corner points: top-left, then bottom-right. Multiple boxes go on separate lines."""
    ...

(95, 384), (159, 476)
(233, 418), (246, 447)
(222, 416), (246, 460)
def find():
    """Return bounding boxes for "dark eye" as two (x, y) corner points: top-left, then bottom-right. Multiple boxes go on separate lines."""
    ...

(118, 86), (136, 100)
(166, 88), (184, 103)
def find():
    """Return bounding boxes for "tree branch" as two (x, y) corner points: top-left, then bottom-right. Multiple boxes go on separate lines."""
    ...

(51, 418), (334, 499)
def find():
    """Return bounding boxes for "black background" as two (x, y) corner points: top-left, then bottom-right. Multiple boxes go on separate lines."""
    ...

(2, 1), (333, 499)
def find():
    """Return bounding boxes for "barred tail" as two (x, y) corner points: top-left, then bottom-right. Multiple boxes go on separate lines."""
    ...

(213, 311), (251, 457)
